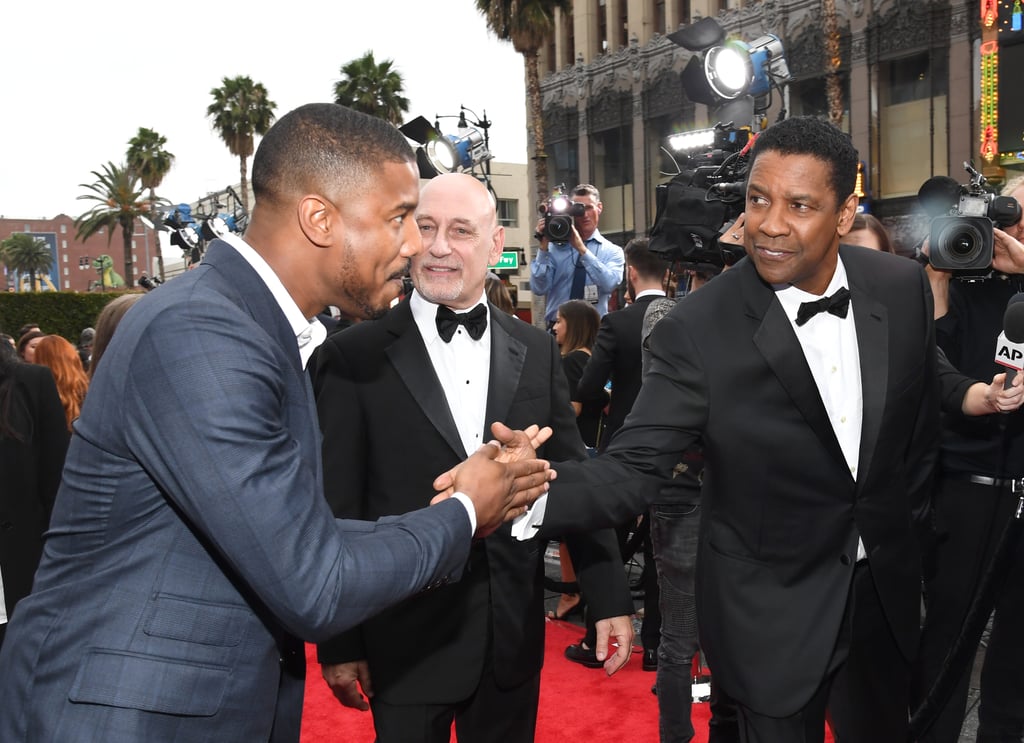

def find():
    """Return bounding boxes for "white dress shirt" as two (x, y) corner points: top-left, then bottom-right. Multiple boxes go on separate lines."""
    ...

(774, 257), (866, 560)
(411, 290), (492, 457)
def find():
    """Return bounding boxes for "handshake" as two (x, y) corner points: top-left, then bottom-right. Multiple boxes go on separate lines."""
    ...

(431, 422), (556, 539)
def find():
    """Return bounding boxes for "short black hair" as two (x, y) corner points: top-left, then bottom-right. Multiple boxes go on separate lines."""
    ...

(749, 117), (858, 210)
(251, 103), (415, 207)
(624, 237), (669, 281)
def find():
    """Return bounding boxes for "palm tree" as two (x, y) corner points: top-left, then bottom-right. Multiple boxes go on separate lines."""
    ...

(0, 233), (53, 292)
(75, 162), (154, 288)
(126, 127), (175, 280)
(475, 0), (570, 199)
(333, 51), (410, 125)
(206, 76), (276, 214)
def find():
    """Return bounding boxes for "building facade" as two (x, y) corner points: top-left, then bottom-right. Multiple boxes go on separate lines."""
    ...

(0, 214), (161, 292)
(534, 0), (1018, 257)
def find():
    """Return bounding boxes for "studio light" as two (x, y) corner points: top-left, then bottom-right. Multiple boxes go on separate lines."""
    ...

(667, 128), (718, 153)
(671, 17), (791, 119)
(424, 126), (490, 174)
(400, 106), (493, 180)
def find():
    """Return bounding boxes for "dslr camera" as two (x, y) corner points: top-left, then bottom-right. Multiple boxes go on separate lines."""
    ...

(648, 123), (754, 271)
(538, 186), (586, 242)
(919, 162), (1021, 279)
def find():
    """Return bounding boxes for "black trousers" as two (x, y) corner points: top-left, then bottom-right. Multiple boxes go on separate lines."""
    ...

(913, 475), (1024, 743)
(369, 658), (540, 743)
(737, 560), (911, 743)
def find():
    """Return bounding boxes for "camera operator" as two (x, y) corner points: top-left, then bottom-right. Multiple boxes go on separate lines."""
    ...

(914, 175), (1024, 743)
(529, 184), (625, 328)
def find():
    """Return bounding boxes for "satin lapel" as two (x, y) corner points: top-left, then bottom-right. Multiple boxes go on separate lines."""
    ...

(844, 253), (888, 486)
(385, 302), (466, 459)
(744, 263), (849, 469)
(484, 308), (527, 437)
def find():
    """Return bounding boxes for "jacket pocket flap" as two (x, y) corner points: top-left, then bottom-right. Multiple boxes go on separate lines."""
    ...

(69, 649), (228, 716)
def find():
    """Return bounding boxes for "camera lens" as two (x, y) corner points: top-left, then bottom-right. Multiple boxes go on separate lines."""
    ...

(546, 216), (573, 242)
(936, 220), (985, 264)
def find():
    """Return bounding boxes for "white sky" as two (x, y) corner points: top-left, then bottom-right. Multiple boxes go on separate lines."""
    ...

(0, 0), (528, 219)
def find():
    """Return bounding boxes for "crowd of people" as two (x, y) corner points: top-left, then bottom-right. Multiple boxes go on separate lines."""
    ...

(1, 103), (1023, 743)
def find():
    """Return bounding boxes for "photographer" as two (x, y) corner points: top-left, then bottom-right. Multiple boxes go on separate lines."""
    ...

(529, 184), (625, 328)
(914, 175), (1024, 743)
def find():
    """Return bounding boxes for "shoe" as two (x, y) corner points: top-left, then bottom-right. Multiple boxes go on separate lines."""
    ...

(564, 642), (604, 669)
(642, 648), (658, 672)
(547, 595), (583, 621)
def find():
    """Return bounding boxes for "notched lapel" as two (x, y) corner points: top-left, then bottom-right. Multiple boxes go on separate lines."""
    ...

(386, 308), (466, 459)
(484, 311), (526, 434)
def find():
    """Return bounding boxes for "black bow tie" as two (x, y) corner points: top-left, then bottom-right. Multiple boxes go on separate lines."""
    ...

(436, 304), (488, 342)
(795, 287), (851, 327)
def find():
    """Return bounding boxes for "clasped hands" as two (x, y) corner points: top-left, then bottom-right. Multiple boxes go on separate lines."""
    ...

(431, 421), (556, 539)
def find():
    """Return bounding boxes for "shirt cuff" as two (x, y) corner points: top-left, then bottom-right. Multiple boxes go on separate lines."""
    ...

(451, 492), (477, 536)
(510, 493), (548, 540)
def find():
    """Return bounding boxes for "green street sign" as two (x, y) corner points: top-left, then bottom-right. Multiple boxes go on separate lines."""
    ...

(490, 251), (519, 270)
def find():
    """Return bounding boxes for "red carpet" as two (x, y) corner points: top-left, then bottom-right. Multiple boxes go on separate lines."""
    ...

(299, 618), (835, 742)
(300, 618), (688, 742)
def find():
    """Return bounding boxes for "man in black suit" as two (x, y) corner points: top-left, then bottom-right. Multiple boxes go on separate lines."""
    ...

(566, 237), (668, 670)
(516, 117), (939, 741)
(313, 172), (634, 743)
(0, 357), (69, 651)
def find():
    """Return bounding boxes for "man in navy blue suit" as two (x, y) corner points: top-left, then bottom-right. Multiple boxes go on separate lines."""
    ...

(0, 103), (552, 743)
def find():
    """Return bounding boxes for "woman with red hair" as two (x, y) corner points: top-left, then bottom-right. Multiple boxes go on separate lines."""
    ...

(32, 336), (89, 431)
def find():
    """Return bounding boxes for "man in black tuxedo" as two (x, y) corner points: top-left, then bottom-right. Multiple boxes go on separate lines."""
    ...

(313, 172), (634, 743)
(520, 117), (940, 741)
(567, 237), (669, 669)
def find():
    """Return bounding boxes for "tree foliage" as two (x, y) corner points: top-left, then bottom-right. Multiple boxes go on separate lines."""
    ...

(75, 162), (154, 288)
(0, 233), (54, 292)
(475, 0), (570, 198)
(206, 76), (276, 213)
(333, 51), (410, 125)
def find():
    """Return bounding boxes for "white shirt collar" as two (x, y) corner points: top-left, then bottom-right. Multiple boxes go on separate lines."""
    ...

(634, 289), (667, 300)
(219, 233), (327, 369)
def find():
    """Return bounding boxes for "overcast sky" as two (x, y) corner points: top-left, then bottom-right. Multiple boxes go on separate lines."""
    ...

(1, 0), (528, 219)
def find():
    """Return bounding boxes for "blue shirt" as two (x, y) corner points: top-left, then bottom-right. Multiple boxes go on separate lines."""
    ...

(529, 229), (625, 322)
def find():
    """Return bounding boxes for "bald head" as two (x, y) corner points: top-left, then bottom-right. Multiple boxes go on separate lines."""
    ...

(412, 173), (505, 309)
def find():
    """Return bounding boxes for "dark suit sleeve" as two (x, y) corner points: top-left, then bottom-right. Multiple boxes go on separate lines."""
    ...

(576, 312), (616, 400)
(539, 306), (703, 538)
(313, 336), (370, 664)
(537, 334), (634, 620)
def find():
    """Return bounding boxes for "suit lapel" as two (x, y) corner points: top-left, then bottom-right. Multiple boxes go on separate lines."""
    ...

(385, 301), (467, 458)
(484, 308), (527, 436)
(743, 262), (851, 471)
(842, 247), (889, 486)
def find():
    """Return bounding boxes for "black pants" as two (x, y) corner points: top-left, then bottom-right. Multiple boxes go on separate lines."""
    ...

(913, 475), (1024, 743)
(737, 561), (911, 743)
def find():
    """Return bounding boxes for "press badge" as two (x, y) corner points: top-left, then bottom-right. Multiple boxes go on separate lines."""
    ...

(584, 284), (598, 302)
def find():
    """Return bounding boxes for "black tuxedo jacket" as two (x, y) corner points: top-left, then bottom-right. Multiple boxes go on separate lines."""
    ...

(540, 246), (939, 717)
(577, 294), (659, 450)
(0, 363), (69, 624)
(314, 299), (632, 705)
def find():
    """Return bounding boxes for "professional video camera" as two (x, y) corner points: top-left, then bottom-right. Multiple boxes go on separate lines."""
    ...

(538, 185), (586, 242)
(918, 162), (1021, 279)
(648, 123), (754, 270)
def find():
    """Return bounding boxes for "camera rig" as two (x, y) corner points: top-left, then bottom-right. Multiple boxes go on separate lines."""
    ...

(648, 123), (756, 270)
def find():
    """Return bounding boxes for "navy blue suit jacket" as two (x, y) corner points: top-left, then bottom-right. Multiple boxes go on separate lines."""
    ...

(0, 241), (474, 742)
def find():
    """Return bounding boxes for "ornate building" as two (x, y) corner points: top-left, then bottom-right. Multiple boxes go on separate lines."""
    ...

(533, 0), (1014, 257)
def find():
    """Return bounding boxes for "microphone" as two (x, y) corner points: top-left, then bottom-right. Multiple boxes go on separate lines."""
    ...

(995, 293), (1024, 388)
(917, 175), (962, 218)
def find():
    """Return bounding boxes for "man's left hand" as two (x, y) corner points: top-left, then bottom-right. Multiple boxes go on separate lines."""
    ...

(593, 615), (634, 676)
